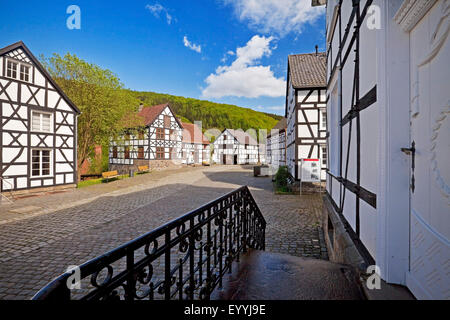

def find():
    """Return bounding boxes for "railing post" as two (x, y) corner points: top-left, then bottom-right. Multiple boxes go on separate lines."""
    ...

(228, 203), (233, 274)
(189, 218), (195, 300)
(205, 208), (212, 300)
(125, 247), (135, 301)
(164, 229), (171, 300)
(242, 190), (248, 253)
(218, 202), (224, 289)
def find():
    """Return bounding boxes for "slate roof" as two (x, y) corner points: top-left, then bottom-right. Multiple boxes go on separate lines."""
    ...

(288, 53), (327, 89)
(182, 122), (210, 144)
(267, 118), (287, 138)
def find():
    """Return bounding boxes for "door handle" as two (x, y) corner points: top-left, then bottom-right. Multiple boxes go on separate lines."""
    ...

(401, 141), (416, 193)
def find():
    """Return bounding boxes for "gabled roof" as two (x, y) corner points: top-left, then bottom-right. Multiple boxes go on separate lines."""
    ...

(267, 118), (287, 138)
(182, 122), (210, 144)
(272, 118), (287, 131)
(288, 52), (326, 89)
(0, 41), (81, 114)
(138, 103), (183, 128)
(223, 129), (258, 146)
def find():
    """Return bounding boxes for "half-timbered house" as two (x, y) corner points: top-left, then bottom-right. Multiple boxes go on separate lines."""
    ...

(0, 41), (80, 195)
(212, 129), (259, 165)
(109, 103), (183, 172)
(316, 0), (449, 299)
(266, 118), (287, 173)
(285, 51), (327, 181)
(181, 122), (210, 165)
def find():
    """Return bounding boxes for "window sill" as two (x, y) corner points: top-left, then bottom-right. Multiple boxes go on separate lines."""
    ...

(5, 76), (32, 84)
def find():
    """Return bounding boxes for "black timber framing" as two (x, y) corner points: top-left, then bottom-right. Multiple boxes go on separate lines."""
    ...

(0, 43), (79, 192)
(110, 110), (182, 164)
(341, 85), (377, 126)
(295, 87), (327, 181)
(326, 0), (377, 256)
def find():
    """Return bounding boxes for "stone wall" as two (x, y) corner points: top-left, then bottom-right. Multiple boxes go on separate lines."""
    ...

(322, 195), (369, 272)
(10, 184), (77, 197)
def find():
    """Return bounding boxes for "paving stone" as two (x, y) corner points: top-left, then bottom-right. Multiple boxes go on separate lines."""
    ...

(0, 165), (328, 300)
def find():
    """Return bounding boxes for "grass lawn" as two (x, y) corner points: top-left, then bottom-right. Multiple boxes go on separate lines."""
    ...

(77, 174), (130, 188)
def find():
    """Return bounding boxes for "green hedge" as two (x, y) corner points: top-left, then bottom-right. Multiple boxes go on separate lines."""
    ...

(274, 166), (289, 191)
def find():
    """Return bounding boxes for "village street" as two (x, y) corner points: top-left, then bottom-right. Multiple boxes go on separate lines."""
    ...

(0, 165), (327, 300)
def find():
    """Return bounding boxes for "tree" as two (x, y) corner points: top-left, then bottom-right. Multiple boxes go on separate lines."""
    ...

(41, 53), (142, 178)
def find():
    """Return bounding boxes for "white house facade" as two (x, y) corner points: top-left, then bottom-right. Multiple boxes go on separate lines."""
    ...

(181, 122), (210, 165)
(0, 41), (80, 194)
(285, 52), (328, 181)
(109, 103), (183, 172)
(266, 118), (287, 173)
(317, 0), (449, 299)
(212, 129), (259, 165)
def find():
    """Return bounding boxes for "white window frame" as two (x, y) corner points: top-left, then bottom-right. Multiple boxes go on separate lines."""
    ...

(31, 110), (53, 133)
(6, 59), (18, 79)
(5, 58), (32, 83)
(31, 149), (53, 178)
(20, 64), (31, 82)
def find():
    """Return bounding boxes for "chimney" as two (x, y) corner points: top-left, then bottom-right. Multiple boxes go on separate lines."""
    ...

(138, 103), (144, 112)
(315, 45), (318, 55)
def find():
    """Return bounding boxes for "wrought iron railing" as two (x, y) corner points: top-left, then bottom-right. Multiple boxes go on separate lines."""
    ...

(32, 186), (266, 301)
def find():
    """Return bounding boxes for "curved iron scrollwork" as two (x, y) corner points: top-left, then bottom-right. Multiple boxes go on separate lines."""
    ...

(32, 186), (266, 301)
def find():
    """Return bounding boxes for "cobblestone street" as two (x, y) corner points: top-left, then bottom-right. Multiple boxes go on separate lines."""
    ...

(0, 165), (327, 300)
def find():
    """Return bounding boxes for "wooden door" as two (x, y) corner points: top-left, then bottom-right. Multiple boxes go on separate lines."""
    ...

(405, 0), (449, 299)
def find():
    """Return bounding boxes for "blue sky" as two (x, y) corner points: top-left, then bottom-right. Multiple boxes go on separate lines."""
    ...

(0, 0), (326, 115)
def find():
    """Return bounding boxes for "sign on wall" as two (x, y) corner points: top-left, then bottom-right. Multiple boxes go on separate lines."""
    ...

(301, 159), (321, 182)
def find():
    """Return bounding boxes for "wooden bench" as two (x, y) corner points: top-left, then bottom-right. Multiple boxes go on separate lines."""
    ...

(137, 165), (150, 174)
(102, 170), (119, 182)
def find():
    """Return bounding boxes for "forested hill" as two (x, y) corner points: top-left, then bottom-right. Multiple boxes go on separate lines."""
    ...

(125, 90), (283, 132)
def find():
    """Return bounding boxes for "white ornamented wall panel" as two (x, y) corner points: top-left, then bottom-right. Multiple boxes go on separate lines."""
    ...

(404, 0), (450, 300)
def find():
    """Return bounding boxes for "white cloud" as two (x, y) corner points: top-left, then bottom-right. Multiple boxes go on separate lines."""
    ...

(183, 36), (202, 53)
(223, 0), (325, 37)
(202, 35), (286, 99)
(265, 106), (284, 112)
(145, 3), (173, 25)
(256, 105), (284, 112)
(221, 50), (236, 63)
